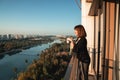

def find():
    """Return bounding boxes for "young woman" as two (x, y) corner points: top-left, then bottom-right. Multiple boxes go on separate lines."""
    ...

(68, 24), (90, 80)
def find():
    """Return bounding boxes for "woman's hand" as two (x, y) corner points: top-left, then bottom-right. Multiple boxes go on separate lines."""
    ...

(67, 37), (73, 42)
(67, 37), (74, 49)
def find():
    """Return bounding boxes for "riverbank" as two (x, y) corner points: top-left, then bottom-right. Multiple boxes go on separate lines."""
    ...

(0, 40), (60, 80)
(0, 36), (54, 56)
(0, 46), (35, 56)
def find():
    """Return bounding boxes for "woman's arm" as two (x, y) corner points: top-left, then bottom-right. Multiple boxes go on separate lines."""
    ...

(67, 37), (75, 49)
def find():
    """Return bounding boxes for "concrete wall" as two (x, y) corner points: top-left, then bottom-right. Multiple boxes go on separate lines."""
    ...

(81, 0), (94, 48)
(81, 0), (103, 74)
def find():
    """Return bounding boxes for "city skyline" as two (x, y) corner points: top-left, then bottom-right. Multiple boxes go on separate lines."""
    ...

(0, 0), (81, 35)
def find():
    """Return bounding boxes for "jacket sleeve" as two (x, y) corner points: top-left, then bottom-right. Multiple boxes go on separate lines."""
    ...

(72, 37), (87, 53)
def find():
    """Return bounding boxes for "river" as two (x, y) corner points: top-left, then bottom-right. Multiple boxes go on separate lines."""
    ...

(0, 40), (61, 80)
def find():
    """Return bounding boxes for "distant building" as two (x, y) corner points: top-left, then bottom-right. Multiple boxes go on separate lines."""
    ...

(2, 34), (8, 40)
(0, 35), (2, 40)
(8, 34), (16, 40)
(15, 34), (24, 39)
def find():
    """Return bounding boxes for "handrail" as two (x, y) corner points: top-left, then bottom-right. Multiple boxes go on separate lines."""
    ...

(64, 47), (103, 80)
(64, 55), (78, 80)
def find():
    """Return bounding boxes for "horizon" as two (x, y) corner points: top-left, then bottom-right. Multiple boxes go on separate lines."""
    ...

(0, 0), (81, 35)
(0, 33), (75, 36)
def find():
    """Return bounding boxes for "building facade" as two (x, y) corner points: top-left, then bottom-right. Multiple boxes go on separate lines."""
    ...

(81, 0), (120, 80)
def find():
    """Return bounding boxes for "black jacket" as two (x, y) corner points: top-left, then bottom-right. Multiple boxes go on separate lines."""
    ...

(72, 37), (90, 63)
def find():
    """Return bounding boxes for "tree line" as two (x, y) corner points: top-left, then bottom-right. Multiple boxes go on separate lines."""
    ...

(0, 37), (53, 54)
(16, 42), (71, 80)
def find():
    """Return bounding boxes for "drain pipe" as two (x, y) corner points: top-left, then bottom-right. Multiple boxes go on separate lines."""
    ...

(97, 3), (101, 80)
(101, 0), (106, 80)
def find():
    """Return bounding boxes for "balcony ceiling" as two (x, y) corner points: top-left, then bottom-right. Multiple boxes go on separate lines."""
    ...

(88, 0), (118, 16)
(88, 0), (101, 16)
(86, 0), (119, 16)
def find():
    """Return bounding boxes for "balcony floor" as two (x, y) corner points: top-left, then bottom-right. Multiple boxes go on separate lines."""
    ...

(88, 75), (101, 80)
(88, 75), (95, 80)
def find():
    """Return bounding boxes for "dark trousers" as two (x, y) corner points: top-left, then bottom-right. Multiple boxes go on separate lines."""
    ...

(78, 61), (90, 80)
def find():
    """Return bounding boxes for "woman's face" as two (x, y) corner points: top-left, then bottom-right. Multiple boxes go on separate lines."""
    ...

(74, 30), (79, 37)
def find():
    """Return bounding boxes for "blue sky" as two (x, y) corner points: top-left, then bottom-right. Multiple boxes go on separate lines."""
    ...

(0, 0), (81, 35)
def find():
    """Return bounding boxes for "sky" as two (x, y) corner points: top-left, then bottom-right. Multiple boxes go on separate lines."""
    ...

(0, 0), (81, 35)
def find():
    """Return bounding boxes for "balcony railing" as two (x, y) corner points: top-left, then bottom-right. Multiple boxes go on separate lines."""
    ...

(64, 55), (78, 80)
(64, 47), (102, 80)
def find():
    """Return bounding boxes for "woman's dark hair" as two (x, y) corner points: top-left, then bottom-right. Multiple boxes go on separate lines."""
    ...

(74, 24), (87, 37)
